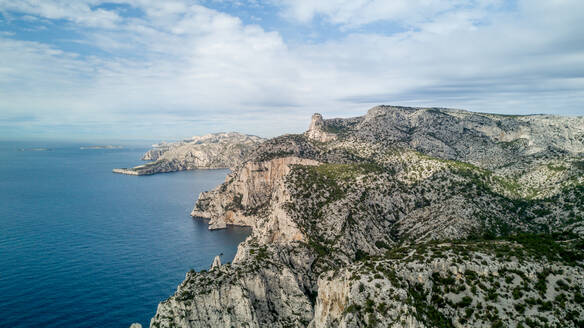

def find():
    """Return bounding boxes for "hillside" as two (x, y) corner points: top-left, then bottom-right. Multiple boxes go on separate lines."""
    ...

(150, 106), (584, 327)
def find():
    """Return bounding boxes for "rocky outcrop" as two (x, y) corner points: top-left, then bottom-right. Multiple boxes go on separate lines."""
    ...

(149, 106), (584, 328)
(305, 113), (338, 142)
(150, 262), (314, 328)
(142, 146), (167, 161)
(113, 132), (265, 175)
(210, 256), (221, 270)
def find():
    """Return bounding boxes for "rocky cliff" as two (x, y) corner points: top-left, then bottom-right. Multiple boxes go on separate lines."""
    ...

(191, 156), (320, 230)
(113, 132), (265, 175)
(150, 106), (584, 328)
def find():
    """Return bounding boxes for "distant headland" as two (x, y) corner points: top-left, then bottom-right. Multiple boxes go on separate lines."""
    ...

(80, 145), (123, 150)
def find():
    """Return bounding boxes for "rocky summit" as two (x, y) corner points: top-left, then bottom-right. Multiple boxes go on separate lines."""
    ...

(113, 132), (265, 175)
(150, 106), (584, 328)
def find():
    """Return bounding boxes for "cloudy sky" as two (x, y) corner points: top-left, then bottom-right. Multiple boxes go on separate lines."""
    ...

(1, 0), (583, 141)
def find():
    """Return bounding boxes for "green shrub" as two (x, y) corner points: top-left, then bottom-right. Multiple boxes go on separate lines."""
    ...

(457, 296), (473, 308)
(512, 287), (523, 300)
(375, 240), (390, 249)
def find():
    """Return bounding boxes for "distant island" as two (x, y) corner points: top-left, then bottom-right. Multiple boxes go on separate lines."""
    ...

(18, 147), (52, 152)
(80, 145), (123, 150)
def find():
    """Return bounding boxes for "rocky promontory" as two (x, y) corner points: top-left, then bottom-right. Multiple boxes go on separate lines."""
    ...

(150, 106), (584, 328)
(113, 132), (265, 175)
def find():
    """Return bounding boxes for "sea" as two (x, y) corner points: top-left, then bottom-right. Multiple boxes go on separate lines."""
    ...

(0, 141), (251, 328)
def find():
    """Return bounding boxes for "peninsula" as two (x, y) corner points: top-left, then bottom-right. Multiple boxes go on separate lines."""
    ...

(113, 132), (265, 175)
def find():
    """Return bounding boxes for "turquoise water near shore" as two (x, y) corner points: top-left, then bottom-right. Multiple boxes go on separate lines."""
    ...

(0, 142), (250, 328)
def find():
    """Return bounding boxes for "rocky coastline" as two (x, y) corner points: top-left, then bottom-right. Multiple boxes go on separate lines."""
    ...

(148, 106), (584, 328)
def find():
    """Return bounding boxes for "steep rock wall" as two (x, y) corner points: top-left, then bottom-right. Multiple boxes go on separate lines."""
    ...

(191, 156), (319, 231)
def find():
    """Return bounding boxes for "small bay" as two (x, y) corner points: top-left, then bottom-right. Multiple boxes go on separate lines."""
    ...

(0, 141), (250, 328)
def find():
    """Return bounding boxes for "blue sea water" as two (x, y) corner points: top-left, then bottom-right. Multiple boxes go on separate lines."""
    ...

(0, 141), (250, 328)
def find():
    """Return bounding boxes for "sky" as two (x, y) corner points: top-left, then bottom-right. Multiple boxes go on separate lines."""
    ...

(0, 0), (583, 141)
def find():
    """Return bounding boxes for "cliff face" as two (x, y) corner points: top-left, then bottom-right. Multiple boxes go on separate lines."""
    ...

(149, 106), (584, 328)
(151, 259), (315, 328)
(113, 132), (265, 175)
(191, 156), (319, 230)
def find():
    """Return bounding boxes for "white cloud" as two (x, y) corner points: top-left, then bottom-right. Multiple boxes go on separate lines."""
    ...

(274, 0), (497, 28)
(0, 0), (583, 140)
(0, 2), (308, 137)
(0, 0), (122, 28)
